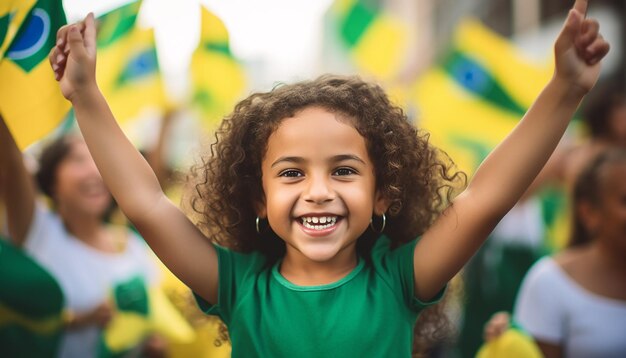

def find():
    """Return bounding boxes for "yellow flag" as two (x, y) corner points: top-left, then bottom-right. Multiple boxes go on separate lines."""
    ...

(0, 0), (71, 149)
(96, 0), (166, 123)
(191, 6), (246, 128)
(328, 0), (409, 81)
(411, 19), (552, 176)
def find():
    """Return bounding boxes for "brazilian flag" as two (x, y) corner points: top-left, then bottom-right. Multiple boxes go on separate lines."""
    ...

(190, 6), (246, 129)
(411, 18), (553, 177)
(0, 0), (71, 149)
(0, 0), (36, 60)
(98, 276), (195, 357)
(326, 0), (408, 81)
(96, 0), (166, 123)
(0, 238), (64, 358)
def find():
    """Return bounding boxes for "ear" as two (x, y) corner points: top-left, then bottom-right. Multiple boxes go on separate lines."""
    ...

(577, 201), (601, 235)
(373, 190), (391, 216)
(254, 199), (267, 219)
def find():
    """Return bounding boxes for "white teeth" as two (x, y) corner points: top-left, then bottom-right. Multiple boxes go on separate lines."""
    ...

(300, 216), (338, 230)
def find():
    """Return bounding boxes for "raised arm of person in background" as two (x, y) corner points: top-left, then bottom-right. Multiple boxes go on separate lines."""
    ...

(0, 114), (36, 246)
(414, 0), (609, 301)
(145, 109), (177, 190)
(49, 14), (219, 304)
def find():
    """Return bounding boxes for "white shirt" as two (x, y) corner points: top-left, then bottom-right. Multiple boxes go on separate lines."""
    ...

(24, 205), (158, 358)
(514, 256), (626, 358)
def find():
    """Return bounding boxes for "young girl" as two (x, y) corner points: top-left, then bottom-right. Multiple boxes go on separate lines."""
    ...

(49, 0), (608, 356)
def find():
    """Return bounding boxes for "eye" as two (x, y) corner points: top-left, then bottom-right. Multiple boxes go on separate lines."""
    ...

(279, 169), (303, 178)
(333, 167), (357, 176)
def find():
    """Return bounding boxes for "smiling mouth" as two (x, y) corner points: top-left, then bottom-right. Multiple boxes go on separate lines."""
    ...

(299, 216), (339, 230)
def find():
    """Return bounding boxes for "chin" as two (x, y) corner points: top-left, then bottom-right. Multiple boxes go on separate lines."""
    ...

(298, 243), (345, 263)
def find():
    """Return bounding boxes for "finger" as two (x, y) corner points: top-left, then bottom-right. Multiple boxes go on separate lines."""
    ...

(555, 9), (583, 52)
(49, 46), (59, 69)
(83, 13), (97, 57)
(585, 36), (610, 65)
(56, 24), (71, 47)
(577, 19), (599, 49)
(67, 24), (88, 60)
(572, 0), (588, 17)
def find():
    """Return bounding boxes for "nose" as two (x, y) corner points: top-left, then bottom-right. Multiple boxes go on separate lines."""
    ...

(303, 174), (336, 204)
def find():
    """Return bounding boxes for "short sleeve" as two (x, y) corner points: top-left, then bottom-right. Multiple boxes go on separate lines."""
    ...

(371, 236), (446, 312)
(193, 244), (266, 323)
(514, 257), (565, 344)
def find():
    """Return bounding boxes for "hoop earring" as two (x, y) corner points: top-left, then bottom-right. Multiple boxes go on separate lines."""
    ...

(256, 217), (261, 234)
(370, 213), (386, 234)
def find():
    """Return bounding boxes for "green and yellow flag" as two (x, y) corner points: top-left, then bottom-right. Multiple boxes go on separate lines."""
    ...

(410, 19), (571, 250)
(411, 19), (552, 176)
(96, 0), (166, 123)
(0, 238), (64, 358)
(0, 0), (70, 149)
(190, 6), (246, 128)
(98, 276), (195, 358)
(328, 0), (408, 81)
(0, 0), (36, 60)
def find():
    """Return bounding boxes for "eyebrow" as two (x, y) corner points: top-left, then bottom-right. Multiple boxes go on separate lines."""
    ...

(271, 154), (366, 168)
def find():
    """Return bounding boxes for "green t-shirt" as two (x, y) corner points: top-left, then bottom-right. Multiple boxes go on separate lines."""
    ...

(194, 235), (445, 357)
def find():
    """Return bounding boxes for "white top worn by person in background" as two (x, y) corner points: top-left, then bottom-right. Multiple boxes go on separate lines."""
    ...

(514, 257), (626, 358)
(24, 204), (159, 358)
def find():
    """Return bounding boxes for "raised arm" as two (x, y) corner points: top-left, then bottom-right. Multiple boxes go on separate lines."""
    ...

(50, 14), (218, 304)
(413, 0), (609, 300)
(0, 114), (36, 246)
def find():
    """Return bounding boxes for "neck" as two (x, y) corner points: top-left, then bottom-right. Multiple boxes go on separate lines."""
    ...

(58, 205), (103, 243)
(280, 247), (358, 286)
(590, 240), (626, 273)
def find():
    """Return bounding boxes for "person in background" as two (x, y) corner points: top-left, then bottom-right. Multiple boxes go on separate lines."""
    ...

(0, 114), (162, 358)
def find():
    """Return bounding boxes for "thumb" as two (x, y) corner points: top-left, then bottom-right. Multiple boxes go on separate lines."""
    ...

(67, 24), (88, 60)
(555, 9), (583, 52)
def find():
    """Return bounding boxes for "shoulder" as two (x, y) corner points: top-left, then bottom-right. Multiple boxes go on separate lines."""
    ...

(23, 203), (67, 255)
(522, 256), (563, 287)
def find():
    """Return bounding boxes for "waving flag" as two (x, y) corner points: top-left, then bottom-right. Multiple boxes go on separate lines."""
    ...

(190, 6), (246, 128)
(0, 0), (36, 60)
(0, 0), (70, 149)
(327, 0), (408, 81)
(98, 276), (194, 357)
(0, 238), (64, 357)
(411, 19), (552, 176)
(96, 0), (166, 123)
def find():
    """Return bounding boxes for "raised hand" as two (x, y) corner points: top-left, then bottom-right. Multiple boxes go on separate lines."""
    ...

(49, 13), (97, 101)
(553, 0), (610, 94)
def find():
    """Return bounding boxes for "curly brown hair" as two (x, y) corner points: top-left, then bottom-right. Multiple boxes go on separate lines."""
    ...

(188, 75), (466, 355)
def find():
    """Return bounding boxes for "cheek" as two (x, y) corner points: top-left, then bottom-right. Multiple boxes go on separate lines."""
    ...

(54, 168), (76, 198)
(265, 184), (298, 220)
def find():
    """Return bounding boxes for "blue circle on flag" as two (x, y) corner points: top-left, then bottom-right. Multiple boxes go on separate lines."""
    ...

(8, 8), (50, 60)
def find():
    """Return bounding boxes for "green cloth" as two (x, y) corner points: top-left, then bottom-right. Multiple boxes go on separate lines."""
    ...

(0, 238), (64, 358)
(194, 235), (445, 357)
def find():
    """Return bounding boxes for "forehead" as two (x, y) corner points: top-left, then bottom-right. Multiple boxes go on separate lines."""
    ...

(264, 107), (369, 161)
